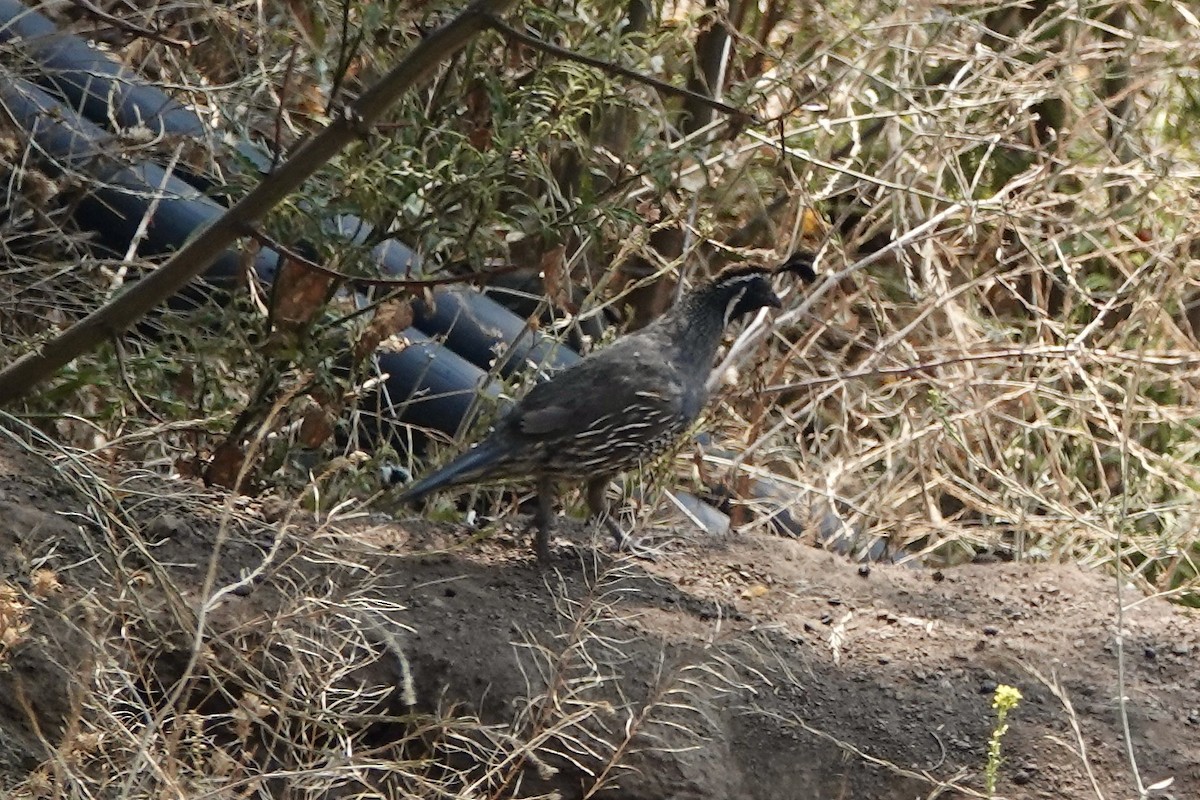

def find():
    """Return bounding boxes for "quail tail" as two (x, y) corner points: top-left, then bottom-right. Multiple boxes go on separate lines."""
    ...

(394, 439), (508, 504)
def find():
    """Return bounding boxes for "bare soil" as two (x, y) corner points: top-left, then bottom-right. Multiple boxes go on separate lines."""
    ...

(0, 437), (1196, 799)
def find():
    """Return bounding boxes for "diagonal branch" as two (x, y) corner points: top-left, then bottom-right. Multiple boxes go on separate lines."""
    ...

(483, 14), (753, 123)
(0, 0), (519, 405)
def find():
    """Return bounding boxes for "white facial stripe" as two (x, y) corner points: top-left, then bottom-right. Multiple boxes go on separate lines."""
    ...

(716, 273), (766, 292)
(723, 285), (751, 328)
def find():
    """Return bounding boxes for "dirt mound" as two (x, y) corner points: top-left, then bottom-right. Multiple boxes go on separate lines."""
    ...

(0, 437), (1195, 799)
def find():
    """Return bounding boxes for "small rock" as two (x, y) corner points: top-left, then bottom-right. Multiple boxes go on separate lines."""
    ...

(1144, 647), (1157, 661)
(258, 497), (289, 524)
(983, 625), (999, 636)
(980, 679), (998, 694)
(145, 513), (187, 538)
(932, 570), (945, 582)
(857, 564), (871, 578)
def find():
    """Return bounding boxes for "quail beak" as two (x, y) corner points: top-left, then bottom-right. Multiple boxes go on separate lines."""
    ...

(766, 291), (783, 309)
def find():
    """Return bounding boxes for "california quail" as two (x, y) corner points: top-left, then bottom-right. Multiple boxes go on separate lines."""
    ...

(395, 254), (817, 561)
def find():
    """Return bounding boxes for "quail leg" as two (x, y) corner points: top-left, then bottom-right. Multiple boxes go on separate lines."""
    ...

(532, 476), (556, 563)
(585, 476), (634, 551)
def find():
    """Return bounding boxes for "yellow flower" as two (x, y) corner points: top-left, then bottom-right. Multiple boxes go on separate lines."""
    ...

(993, 684), (1023, 712)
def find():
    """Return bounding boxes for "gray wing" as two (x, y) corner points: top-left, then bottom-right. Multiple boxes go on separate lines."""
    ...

(503, 338), (688, 443)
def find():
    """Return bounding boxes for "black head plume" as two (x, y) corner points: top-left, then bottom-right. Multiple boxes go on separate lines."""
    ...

(773, 251), (818, 283)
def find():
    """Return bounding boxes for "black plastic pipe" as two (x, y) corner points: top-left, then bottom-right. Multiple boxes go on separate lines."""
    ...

(0, 73), (494, 440)
(0, 1), (581, 379)
(327, 215), (581, 378)
(0, 0), (268, 175)
(0, 74), (275, 286)
(361, 328), (500, 448)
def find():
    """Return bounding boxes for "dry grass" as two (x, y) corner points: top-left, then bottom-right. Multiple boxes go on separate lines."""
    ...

(0, 419), (746, 799)
(691, 0), (1200, 606)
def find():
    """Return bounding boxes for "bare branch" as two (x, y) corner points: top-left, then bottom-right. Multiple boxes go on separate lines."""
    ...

(483, 14), (754, 124)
